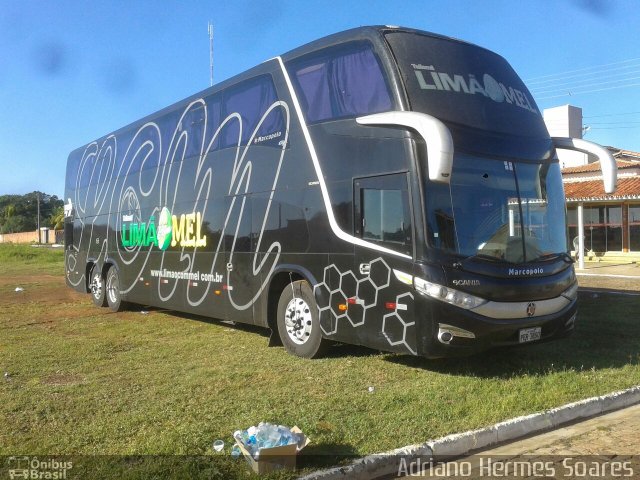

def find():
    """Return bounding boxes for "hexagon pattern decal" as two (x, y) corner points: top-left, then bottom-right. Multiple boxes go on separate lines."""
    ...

(313, 258), (416, 354)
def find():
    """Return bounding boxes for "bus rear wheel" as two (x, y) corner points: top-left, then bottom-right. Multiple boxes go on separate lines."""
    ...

(277, 280), (328, 358)
(90, 264), (107, 307)
(105, 267), (124, 312)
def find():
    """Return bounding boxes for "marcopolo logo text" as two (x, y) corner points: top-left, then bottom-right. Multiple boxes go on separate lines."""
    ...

(508, 267), (544, 276)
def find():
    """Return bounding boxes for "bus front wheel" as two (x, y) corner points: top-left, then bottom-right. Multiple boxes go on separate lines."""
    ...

(277, 280), (328, 358)
(105, 267), (124, 312)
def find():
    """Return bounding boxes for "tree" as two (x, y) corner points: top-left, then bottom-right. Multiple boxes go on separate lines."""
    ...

(1, 204), (16, 233)
(0, 192), (63, 233)
(50, 205), (64, 230)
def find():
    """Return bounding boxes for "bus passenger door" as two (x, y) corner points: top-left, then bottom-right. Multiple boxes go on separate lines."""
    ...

(352, 173), (417, 354)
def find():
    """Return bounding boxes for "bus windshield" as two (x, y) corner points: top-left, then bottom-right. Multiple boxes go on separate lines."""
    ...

(426, 154), (568, 263)
(385, 31), (547, 138)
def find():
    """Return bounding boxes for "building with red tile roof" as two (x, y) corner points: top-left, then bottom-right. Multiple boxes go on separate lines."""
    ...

(562, 148), (640, 253)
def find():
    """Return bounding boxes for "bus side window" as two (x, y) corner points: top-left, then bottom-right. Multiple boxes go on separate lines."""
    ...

(221, 75), (283, 149)
(354, 174), (412, 256)
(287, 41), (392, 123)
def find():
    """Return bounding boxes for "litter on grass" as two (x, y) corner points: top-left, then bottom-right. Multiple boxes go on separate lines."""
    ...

(233, 422), (309, 474)
(212, 439), (224, 452)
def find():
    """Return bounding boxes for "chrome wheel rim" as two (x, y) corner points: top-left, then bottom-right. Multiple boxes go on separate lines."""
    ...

(90, 272), (103, 300)
(284, 297), (312, 345)
(106, 272), (119, 304)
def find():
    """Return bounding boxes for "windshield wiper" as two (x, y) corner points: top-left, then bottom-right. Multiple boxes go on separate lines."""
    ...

(529, 252), (574, 264)
(467, 253), (512, 264)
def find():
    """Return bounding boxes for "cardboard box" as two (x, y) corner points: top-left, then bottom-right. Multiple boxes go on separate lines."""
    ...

(236, 426), (309, 474)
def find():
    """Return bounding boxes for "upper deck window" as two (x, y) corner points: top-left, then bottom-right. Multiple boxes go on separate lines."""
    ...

(220, 75), (284, 149)
(287, 42), (392, 123)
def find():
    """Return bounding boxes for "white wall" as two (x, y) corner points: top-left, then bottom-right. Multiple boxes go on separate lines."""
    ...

(543, 105), (589, 168)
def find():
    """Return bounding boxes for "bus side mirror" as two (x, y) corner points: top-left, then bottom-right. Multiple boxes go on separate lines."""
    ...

(64, 198), (74, 218)
(552, 137), (617, 194)
(356, 111), (454, 184)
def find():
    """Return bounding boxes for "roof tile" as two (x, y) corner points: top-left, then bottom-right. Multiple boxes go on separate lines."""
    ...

(562, 159), (640, 174)
(564, 177), (640, 201)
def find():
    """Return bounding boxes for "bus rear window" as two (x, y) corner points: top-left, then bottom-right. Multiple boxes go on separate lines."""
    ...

(287, 42), (392, 123)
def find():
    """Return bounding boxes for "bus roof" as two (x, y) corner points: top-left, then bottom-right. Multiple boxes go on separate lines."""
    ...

(280, 25), (492, 62)
(67, 25), (503, 158)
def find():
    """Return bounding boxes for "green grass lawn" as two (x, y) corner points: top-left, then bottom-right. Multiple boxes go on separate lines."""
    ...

(0, 243), (64, 275)
(1, 244), (639, 479)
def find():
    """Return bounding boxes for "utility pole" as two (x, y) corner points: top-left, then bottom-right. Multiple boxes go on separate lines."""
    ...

(208, 21), (214, 87)
(37, 192), (41, 244)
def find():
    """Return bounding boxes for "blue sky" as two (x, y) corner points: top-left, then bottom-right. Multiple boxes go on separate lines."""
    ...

(1, 0), (639, 198)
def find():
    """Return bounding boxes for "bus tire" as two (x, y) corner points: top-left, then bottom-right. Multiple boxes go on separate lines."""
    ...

(105, 266), (124, 312)
(277, 280), (328, 358)
(89, 264), (107, 307)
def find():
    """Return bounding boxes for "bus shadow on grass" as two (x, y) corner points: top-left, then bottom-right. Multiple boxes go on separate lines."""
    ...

(150, 306), (385, 358)
(148, 308), (273, 338)
(141, 292), (640, 380)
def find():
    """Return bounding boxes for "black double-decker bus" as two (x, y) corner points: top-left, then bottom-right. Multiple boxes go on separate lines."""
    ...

(64, 26), (617, 358)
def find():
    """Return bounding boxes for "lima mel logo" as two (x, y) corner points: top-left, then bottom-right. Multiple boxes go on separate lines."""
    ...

(411, 63), (537, 114)
(121, 207), (207, 250)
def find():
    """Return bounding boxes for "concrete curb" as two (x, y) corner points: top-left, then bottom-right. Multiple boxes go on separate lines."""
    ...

(298, 385), (640, 480)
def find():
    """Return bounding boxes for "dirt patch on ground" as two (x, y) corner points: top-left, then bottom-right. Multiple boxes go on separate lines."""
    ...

(0, 273), (62, 287)
(0, 274), (85, 307)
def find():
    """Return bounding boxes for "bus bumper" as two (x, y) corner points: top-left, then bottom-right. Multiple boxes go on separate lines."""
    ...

(417, 299), (577, 358)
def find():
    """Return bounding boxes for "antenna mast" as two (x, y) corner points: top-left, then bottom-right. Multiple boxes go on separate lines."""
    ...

(208, 21), (214, 86)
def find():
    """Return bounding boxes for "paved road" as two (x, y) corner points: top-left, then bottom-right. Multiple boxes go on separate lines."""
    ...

(405, 404), (640, 478)
(576, 261), (640, 293)
(478, 403), (640, 456)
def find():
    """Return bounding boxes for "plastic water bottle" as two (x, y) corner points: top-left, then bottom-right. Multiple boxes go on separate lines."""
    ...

(235, 422), (300, 457)
(231, 445), (241, 458)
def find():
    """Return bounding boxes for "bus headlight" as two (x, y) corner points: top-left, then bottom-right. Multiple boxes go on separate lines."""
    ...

(561, 282), (579, 301)
(414, 277), (487, 309)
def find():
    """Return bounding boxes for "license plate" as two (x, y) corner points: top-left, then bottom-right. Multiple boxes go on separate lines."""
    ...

(519, 327), (542, 343)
